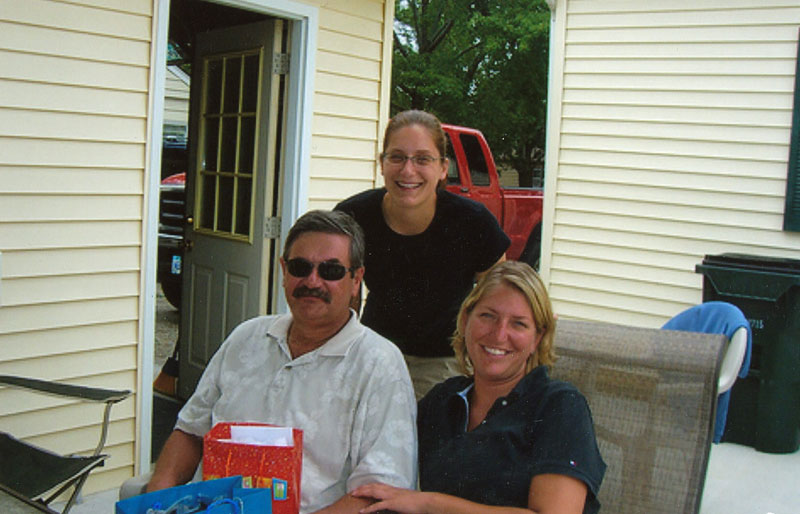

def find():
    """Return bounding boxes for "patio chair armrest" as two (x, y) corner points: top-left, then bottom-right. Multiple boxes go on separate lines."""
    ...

(0, 375), (131, 404)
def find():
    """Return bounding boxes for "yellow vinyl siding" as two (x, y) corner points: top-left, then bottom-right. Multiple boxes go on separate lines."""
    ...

(315, 72), (381, 101)
(0, 21), (150, 65)
(313, 114), (380, 141)
(309, 156), (378, 180)
(2, 0), (151, 40)
(0, 79), (147, 115)
(0, 0), (150, 494)
(546, 0), (800, 327)
(0, 196), (142, 222)
(309, 0), (388, 208)
(1, 50), (149, 91)
(0, 108), (146, 142)
(1, 321), (138, 362)
(0, 166), (143, 193)
(2, 273), (139, 305)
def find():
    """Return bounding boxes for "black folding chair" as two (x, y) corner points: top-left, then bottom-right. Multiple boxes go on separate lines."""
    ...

(0, 375), (131, 513)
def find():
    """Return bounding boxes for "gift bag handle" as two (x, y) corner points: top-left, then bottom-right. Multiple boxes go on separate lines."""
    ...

(206, 497), (243, 514)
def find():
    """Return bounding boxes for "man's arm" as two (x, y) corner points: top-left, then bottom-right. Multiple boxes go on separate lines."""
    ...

(146, 429), (203, 492)
(310, 493), (372, 514)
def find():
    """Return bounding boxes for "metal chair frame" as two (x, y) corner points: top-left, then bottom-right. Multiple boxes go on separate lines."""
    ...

(0, 375), (131, 513)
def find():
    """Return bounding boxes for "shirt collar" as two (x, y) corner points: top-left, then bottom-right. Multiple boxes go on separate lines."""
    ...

(456, 382), (474, 432)
(267, 309), (364, 359)
(452, 367), (549, 430)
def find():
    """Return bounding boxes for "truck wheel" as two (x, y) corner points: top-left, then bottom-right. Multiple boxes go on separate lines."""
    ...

(518, 223), (541, 271)
(160, 278), (182, 310)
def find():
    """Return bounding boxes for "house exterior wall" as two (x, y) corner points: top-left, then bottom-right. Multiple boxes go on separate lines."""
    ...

(307, 0), (392, 209)
(164, 66), (189, 132)
(0, 0), (151, 493)
(0, 0), (394, 494)
(543, 0), (800, 328)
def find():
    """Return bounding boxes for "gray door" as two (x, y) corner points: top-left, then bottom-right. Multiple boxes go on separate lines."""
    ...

(179, 20), (285, 398)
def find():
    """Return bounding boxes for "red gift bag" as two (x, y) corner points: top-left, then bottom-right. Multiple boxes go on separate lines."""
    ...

(203, 422), (303, 514)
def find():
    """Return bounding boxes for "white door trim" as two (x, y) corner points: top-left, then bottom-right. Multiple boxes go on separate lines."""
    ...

(141, 0), (317, 472)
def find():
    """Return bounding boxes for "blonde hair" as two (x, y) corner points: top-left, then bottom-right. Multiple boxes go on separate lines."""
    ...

(451, 261), (556, 376)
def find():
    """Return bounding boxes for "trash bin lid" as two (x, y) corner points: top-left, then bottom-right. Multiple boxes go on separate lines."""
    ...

(701, 253), (800, 276)
(697, 253), (800, 301)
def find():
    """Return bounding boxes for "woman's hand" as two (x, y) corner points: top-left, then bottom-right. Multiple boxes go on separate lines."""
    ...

(351, 482), (430, 513)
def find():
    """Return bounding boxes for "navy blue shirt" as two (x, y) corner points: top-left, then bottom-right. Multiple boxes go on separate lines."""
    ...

(336, 189), (509, 357)
(418, 367), (606, 512)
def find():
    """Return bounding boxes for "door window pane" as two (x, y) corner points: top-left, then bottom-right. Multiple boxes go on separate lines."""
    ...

(199, 173), (217, 230)
(206, 59), (223, 114)
(236, 177), (252, 236)
(242, 53), (260, 113)
(219, 117), (238, 173)
(217, 176), (234, 232)
(223, 57), (241, 114)
(239, 117), (256, 173)
(203, 118), (219, 171)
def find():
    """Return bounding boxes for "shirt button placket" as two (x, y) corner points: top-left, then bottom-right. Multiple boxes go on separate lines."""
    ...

(271, 367), (289, 395)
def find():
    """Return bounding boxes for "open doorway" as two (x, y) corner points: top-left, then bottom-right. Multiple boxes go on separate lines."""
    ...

(152, 0), (289, 460)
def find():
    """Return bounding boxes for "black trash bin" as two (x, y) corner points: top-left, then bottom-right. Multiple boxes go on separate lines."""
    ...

(696, 253), (800, 453)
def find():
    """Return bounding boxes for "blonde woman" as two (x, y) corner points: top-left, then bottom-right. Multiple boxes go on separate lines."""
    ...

(354, 261), (605, 514)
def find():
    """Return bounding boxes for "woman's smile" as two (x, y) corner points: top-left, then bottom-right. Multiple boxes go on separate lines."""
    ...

(481, 345), (510, 356)
(465, 283), (542, 385)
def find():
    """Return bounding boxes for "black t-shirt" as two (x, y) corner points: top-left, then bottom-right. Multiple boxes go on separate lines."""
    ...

(336, 189), (509, 356)
(418, 368), (606, 512)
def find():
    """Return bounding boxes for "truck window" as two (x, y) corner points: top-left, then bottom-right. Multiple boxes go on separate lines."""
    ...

(460, 133), (490, 186)
(445, 134), (461, 185)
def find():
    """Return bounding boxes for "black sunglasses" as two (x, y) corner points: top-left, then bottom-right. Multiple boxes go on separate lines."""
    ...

(286, 258), (357, 281)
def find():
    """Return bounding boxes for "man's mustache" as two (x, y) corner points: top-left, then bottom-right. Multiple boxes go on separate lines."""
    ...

(292, 286), (331, 304)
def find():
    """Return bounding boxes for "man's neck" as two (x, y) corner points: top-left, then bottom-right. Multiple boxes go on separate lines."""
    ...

(287, 313), (351, 359)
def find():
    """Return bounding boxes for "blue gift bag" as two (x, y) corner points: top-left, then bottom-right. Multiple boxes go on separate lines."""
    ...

(115, 475), (271, 514)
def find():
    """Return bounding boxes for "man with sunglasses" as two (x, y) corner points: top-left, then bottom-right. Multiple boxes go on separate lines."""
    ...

(139, 210), (417, 514)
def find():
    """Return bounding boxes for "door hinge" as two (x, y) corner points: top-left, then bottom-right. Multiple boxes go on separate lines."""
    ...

(273, 53), (289, 75)
(265, 216), (282, 239)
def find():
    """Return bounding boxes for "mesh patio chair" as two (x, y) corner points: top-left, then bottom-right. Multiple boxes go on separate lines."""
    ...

(550, 319), (725, 514)
(0, 375), (131, 514)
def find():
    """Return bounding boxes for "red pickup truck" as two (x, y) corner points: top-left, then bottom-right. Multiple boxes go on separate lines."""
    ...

(157, 124), (543, 308)
(442, 123), (543, 266)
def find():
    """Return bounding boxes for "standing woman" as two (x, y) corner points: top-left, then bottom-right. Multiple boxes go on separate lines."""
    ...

(336, 110), (509, 399)
(353, 261), (606, 514)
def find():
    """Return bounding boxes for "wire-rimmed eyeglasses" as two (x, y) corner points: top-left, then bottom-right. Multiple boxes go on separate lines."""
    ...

(381, 153), (444, 168)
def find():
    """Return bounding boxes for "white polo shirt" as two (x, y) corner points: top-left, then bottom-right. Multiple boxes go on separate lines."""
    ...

(176, 311), (417, 513)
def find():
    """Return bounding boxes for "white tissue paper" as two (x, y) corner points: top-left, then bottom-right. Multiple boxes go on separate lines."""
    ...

(225, 425), (295, 446)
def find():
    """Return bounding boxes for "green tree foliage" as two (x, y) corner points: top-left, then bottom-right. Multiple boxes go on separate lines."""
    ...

(392, 0), (550, 186)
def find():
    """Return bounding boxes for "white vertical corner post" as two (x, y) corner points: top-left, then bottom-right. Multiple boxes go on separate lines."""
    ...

(139, 0), (171, 473)
(540, 0), (566, 287)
